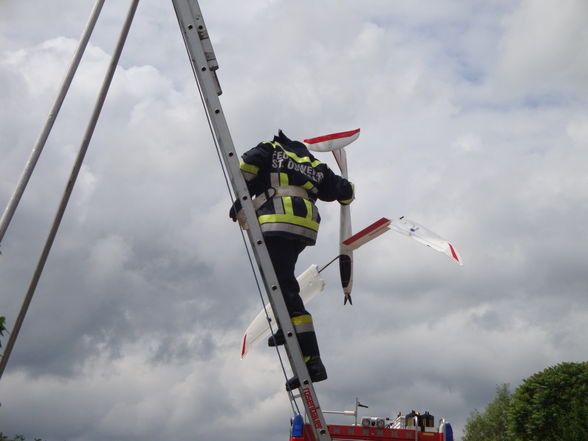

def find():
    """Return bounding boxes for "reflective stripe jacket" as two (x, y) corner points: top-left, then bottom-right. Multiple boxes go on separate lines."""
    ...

(240, 132), (354, 245)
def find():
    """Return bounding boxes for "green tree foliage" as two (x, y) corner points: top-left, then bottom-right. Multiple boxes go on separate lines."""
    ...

(463, 384), (514, 441)
(464, 363), (588, 441)
(509, 361), (588, 441)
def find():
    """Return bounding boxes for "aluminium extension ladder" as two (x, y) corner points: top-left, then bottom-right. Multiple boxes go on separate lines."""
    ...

(170, 1), (332, 440)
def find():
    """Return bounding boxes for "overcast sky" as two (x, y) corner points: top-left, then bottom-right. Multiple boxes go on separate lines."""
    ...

(1, 0), (587, 440)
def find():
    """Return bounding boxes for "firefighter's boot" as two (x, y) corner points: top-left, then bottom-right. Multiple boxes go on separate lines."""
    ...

(286, 356), (328, 391)
(284, 314), (327, 390)
(268, 328), (285, 347)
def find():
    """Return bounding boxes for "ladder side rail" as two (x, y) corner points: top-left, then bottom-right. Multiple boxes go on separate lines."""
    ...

(170, 1), (331, 439)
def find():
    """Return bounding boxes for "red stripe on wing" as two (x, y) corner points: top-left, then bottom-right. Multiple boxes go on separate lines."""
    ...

(241, 334), (247, 358)
(342, 217), (390, 246)
(304, 128), (360, 144)
(449, 243), (460, 263)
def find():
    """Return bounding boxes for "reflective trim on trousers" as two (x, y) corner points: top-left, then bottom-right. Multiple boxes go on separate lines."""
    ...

(292, 314), (314, 334)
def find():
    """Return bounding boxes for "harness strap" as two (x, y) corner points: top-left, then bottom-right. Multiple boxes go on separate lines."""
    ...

(236, 186), (310, 230)
(252, 185), (309, 210)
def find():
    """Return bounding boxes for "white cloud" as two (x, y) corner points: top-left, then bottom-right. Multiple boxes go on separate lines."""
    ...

(1, 1), (587, 440)
(87, 234), (133, 280)
(452, 133), (483, 153)
(494, 0), (588, 100)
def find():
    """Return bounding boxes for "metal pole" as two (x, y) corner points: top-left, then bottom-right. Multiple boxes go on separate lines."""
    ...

(0, 0), (140, 382)
(0, 0), (105, 250)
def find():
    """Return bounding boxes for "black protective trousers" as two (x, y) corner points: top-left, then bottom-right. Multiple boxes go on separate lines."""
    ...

(264, 235), (320, 359)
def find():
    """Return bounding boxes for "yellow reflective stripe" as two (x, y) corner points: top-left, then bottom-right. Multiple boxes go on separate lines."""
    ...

(304, 199), (313, 221)
(283, 196), (293, 215)
(303, 181), (314, 191)
(279, 172), (289, 186)
(291, 314), (313, 326)
(240, 161), (259, 175)
(303, 356), (312, 363)
(272, 142), (321, 167)
(258, 213), (319, 231)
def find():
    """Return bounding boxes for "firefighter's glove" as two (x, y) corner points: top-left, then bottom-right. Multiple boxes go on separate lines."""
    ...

(229, 199), (250, 230)
(229, 199), (242, 222)
(338, 182), (355, 206)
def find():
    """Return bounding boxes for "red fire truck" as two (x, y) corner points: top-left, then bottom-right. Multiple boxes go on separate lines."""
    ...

(290, 409), (454, 441)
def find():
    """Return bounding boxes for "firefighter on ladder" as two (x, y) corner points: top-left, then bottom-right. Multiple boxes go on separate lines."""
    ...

(230, 130), (354, 390)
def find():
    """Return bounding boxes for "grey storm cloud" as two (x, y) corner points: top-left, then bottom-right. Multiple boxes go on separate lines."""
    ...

(1, 0), (588, 440)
